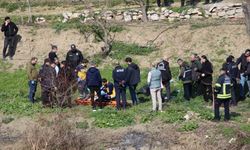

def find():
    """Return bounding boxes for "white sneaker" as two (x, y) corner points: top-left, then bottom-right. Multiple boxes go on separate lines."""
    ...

(92, 109), (97, 112)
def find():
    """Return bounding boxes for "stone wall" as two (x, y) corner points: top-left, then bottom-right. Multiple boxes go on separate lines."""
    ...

(36, 2), (245, 24)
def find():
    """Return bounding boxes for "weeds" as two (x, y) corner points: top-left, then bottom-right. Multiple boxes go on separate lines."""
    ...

(178, 121), (199, 132)
(76, 121), (89, 129)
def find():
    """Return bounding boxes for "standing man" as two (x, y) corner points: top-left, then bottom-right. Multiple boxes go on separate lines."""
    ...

(243, 56), (250, 99)
(148, 63), (163, 112)
(38, 59), (57, 107)
(236, 49), (250, 100)
(214, 68), (232, 121)
(157, 57), (172, 100)
(66, 44), (84, 69)
(1, 16), (18, 60)
(26, 57), (38, 103)
(125, 57), (141, 105)
(190, 53), (202, 98)
(222, 55), (240, 106)
(200, 55), (213, 102)
(48, 44), (58, 63)
(86, 61), (102, 111)
(177, 59), (192, 101)
(113, 62), (127, 110)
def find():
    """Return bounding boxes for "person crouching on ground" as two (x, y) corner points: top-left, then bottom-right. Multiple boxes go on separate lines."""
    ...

(100, 78), (115, 101)
(26, 57), (38, 103)
(177, 58), (192, 101)
(148, 63), (163, 112)
(214, 68), (232, 121)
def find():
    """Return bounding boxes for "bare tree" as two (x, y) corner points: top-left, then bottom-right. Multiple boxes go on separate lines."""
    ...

(133, 0), (149, 22)
(243, 0), (250, 35)
(26, 0), (33, 23)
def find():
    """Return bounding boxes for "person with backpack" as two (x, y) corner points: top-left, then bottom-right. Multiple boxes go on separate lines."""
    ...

(157, 57), (172, 100)
(190, 53), (202, 98)
(86, 61), (102, 111)
(213, 68), (232, 121)
(236, 49), (250, 100)
(222, 55), (240, 106)
(177, 59), (192, 101)
(200, 55), (213, 102)
(148, 63), (163, 112)
(113, 62), (127, 110)
(125, 57), (141, 105)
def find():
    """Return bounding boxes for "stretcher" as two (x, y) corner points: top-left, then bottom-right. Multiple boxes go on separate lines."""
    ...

(75, 98), (117, 107)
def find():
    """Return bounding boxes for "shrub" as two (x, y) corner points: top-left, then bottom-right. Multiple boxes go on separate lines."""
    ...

(91, 107), (135, 128)
(178, 121), (199, 132)
(23, 114), (87, 149)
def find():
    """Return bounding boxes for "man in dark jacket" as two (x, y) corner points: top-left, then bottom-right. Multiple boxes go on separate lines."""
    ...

(177, 59), (192, 101)
(236, 49), (250, 99)
(86, 61), (102, 111)
(222, 55), (240, 106)
(214, 68), (232, 121)
(1, 17), (18, 60)
(66, 44), (84, 69)
(157, 57), (172, 100)
(243, 56), (250, 99)
(113, 62), (127, 110)
(48, 44), (58, 63)
(200, 55), (213, 102)
(125, 57), (140, 105)
(190, 53), (202, 98)
(38, 59), (57, 107)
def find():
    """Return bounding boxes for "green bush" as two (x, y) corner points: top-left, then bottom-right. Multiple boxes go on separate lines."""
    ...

(91, 107), (135, 128)
(178, 121), (199, 132)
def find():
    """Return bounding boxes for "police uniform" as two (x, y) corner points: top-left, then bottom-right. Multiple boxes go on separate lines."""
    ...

(214, 73), (232, 121)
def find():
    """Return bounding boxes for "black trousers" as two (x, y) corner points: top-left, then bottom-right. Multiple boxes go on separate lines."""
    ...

(214, 98), (230, 120)
(183, 83), (192, 101)
(157, 0), (170, 7)
(88, 86), (101, 109)
(41, 88), (54, 107)
(201, 83), (212, 102)
(115, 86), (127, 110)
(3, 36), (15, 58)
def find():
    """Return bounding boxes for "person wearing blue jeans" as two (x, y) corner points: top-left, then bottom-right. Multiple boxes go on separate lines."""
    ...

(26, 57), (38, 103)
(236, 49), (250, 99)
(125, 57), (141, 105)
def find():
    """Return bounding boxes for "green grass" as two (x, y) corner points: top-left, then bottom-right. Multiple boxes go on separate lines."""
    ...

(110, 41), (157, 60)
(178, 121), (199, 132)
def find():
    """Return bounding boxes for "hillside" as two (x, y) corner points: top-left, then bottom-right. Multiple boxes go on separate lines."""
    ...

(0, 1), (250, 150)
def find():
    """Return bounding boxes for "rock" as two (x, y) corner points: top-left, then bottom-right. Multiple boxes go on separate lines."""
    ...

(168, 17), (176, 22)
(132, 15), (139, 20)
(180, 15), (185, 19)
(229, 138), (236, 144)
(164, 12), (170, 17)
(35, 17), (46, 24)
(233, 3), (242, 7)
(62, 12), (71, 19)
(212, 13), (219, 18)
(235, 12), (244, 18)
(184, 111), (198, 120)
(209, 6), (217, 13)
(185, 15), (191, 19)
(218, 11), (226, 17)
(226, 9), (236, 16)
(71, 13), (81, 19)
(191, 15), (203, 19)
(236, 8), (243, 13)
(160, 15), (166, 20)
(115, 15), (123, 21)
(161, 7), (167, 12)
(62, 18), (68, 23)
(150, 14), (160, 21)
(124, 15), (132, 22)
(106, 16), (113, 20)
(169, 10), (173, 14)
(169, 12), (180, 18)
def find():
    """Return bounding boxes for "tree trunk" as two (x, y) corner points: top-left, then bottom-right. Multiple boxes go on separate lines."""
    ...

(27, 0), (32, 23)
(139, 1), (148, 22)
(243, 0), (250, 35)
